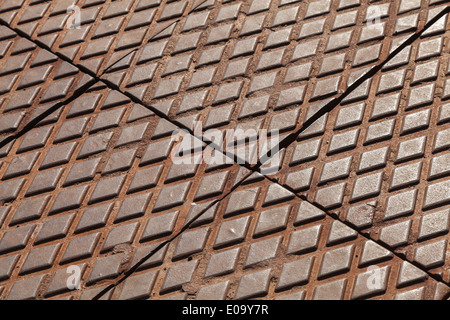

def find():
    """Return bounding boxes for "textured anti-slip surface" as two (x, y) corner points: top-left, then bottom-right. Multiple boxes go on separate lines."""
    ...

(89, 178), (449, 301)
(0, 0), (449, 300)
(3, 0), (447, 144)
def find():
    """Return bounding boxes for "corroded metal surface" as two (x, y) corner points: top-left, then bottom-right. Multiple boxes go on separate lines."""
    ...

(0, 0), (449, 300)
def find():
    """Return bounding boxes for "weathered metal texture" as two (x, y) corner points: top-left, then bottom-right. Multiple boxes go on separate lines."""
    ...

(0, 0), (449, 300)
(103, 178), (450, 300)
(272, 7), (450, 283)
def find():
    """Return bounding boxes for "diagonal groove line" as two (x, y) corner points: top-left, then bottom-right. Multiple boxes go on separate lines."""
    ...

(0, 47), (141, 151)
(0, 0), (255, 170)
(0, 77), (97, 150)
(95, 168), (450, 299)
(91, 5), (450, 300)
(261, 173), (450, 298)
(255, 5), (450, 171)
(91, 6), (450, 300)
(0, 0), (261, 300)
(444, 291), (450, 300)
(92, 167), (257, 300)
(91, 5), (450, 297)
(92, 0), (256, 167)
(246, 6), (450, 296)
(7, 2), (447, 176)
(0, 3), (447, 300)
(0, 4), (447, 176)
(0, 0), (211, 150)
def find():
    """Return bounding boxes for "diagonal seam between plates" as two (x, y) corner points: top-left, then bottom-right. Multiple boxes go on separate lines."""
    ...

(0, 4), (447, 300)
(0, 48), (141, 150)
(93, 170), (450, 300)
(91, 165), (258, 300)
(0, 0), (257, 168)
(255, 5), (450, 171)
(90, 5), (450, 300)
(90, 5), (450, 298)
(261, 173), (450, 299)
(3, 3), (448, 188)
(2, 4), (448, 180)
(0, 0), (211, 150)
(0, 77), (97, 150)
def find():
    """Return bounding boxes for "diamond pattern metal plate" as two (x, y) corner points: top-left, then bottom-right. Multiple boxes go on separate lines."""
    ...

(271, 8), (450, 284)
(1, 0), (446, 148)
(0, 24), (90, 151)
(0, 51), (244, 298)
(0, 0), (449, 300)
(85, 178), (450, 300)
